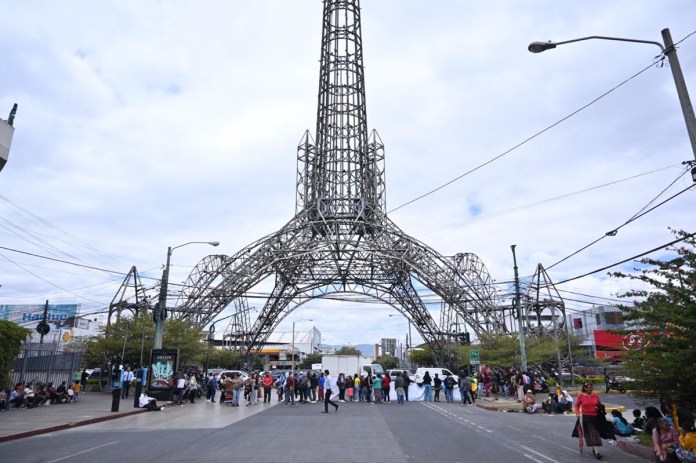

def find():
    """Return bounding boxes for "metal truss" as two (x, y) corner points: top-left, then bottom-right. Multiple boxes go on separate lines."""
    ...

(107, 266), (150, 326)
(170, 0), (503, 365)
(523, 263), (574, 384)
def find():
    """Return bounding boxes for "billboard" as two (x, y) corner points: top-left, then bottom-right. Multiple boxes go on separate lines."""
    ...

(593, 329), (651, 360)
(0, 304), (80, 339)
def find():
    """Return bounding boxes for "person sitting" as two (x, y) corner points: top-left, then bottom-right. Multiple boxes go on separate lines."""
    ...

(611, 410), (635, 437)
(632, 409), (646, 432)
(523, 390), (538, 413)
(9, 383), (24, 408)
(645, 406), (666, 437)
(542, 393), (557, 415)
(139, 391), (165, 411)
(676, 422), (696, 463)
(0, 388), (7, 411)
(23, 384), (37, 409)
(653, 417), (680, 463)
(47, 382), (61, 404)
(556, 389), (573, 415)
(56, 381), (69, 403)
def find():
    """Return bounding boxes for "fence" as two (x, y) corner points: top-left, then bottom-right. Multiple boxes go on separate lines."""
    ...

(9, 342), (85, 388)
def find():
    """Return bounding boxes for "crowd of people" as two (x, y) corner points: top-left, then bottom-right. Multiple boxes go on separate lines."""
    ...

(0, 380), (82, 410)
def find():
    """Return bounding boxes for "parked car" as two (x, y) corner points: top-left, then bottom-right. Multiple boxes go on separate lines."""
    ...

(219, 370), (249, 382)
(386, 369), (411, 381)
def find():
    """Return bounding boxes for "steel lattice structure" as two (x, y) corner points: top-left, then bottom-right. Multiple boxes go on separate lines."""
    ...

(170, 0), (505, 363)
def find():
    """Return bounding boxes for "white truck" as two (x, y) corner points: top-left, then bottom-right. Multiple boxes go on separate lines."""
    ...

(320, 355), (385, 377)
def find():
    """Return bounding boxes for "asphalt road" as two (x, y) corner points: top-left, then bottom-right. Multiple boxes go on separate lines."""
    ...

(0, 398), (648, 463)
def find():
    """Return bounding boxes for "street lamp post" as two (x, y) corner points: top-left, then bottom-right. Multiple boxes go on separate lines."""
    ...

(290, 319), (313, 377)
(528, 28), (696, 164)
(511, 245), (528, 372)
(153, 241), (219, 349)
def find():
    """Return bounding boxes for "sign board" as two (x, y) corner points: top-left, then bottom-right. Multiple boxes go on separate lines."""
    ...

(148, 349), (179, 391)
(469, 350), (480, 364)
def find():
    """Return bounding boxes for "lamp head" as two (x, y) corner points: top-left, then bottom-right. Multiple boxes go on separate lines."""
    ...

(528, 41), (557, 53)
(209, 241), (220, 247)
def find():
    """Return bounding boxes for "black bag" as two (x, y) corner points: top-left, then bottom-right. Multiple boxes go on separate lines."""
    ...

(571, 418), (581, 438)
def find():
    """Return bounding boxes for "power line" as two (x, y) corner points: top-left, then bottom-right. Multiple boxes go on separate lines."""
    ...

(556, 232), (696, 285)
(388, 56), (661, 214)
(0, 245), (129, 275)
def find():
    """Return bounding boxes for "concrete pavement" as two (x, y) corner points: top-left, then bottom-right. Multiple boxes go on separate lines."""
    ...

(0, 389), (277, 442)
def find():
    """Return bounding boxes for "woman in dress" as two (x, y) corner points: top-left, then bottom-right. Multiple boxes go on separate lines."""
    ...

(575, 382), (604, 459)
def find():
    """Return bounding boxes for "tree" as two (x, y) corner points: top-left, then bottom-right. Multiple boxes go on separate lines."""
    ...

(83, 311), (206, 371)
(375, 355), (399, 370)
(0, 320), (31, 388)
(335, 346), (362, 356)
(611, 229), (696, 410)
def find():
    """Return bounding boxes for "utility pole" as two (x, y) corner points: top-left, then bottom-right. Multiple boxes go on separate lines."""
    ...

(511, 246), (527, 372)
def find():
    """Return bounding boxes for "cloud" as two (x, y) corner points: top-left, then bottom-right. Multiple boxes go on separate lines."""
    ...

(1, 0), (695, 346)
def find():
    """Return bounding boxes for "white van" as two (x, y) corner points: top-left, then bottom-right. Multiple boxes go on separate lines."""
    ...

(411, 367), (459, 386)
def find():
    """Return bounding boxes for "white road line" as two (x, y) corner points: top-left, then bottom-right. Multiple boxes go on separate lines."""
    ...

(45, 441), (120, 463)
(519, 444), (561, 463)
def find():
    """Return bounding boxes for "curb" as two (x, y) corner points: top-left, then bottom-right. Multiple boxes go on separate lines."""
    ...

(616, 440), (654, 461)
(476, 401), (625, 414)
(0, 408), (148, 443)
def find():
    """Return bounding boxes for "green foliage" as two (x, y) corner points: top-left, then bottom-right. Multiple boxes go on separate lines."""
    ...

(0, 320), (31, 388)
(335, 346), (362, 356)
(448, 332), (584, 370)
(201, 349), (244, 370)
(375, 355), (400, 370)
(610, 229), (696, 410)
(83, 311), (206, 370)
(408, 345), (438, 367)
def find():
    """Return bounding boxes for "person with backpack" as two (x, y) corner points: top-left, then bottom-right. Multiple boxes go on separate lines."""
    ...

(444, 374), (456, 403)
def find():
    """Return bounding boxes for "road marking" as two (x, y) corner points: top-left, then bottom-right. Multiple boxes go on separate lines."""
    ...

(561, 445), (580, 454)
(519, 444), (560, 463)
(532, 434), (546, 441)
(45, 441), (119, 463)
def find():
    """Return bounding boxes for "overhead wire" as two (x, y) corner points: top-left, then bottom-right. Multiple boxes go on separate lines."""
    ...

(546, 168), (695, 270)
(388, 58), (661, 214)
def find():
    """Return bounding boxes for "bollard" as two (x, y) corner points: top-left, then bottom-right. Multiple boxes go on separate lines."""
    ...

(111, 388), (121, 412)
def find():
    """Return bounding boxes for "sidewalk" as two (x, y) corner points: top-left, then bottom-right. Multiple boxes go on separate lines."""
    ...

(0, 390), (279, 443)
(0, 391), (146, 443)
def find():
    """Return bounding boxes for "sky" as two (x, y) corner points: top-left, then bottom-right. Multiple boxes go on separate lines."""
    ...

(1, 1), (695, 350)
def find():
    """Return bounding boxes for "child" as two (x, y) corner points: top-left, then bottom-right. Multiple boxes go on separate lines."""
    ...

(632, 409), (646, 431)
(71, 381), (82, 402)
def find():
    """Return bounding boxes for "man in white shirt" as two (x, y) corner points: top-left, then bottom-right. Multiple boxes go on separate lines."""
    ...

(121, 366), (135, 399)
(322, 369), (339, 413)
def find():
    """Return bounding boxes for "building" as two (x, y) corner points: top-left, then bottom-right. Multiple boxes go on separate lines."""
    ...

(566, 305), (630, 360)
(209, 325), (322, 372)
(381, 338), (397, 358)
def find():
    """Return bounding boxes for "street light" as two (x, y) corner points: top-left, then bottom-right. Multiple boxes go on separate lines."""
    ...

(528, 29), (696, 164)
(153, 241), (220, 349)
(290, 319), (313, 376)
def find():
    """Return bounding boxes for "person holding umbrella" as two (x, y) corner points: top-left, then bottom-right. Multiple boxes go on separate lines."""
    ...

(574, 383), (604, 459)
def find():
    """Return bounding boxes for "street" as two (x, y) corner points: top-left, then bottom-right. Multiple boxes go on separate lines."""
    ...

(0, 395), (649, 463)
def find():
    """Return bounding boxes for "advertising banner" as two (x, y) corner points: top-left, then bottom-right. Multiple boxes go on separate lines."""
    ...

(148, 349), (179, 391)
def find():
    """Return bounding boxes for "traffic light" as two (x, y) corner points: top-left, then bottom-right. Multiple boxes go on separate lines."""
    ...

(458, 332), (470, 346)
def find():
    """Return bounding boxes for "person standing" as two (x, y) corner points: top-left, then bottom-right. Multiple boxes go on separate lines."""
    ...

(382, 372), (391, 403)
(422, 371), (432, 402)
(444, 374), (455, 403)
(394, 373), (406, 405)
(121, 366), (134, 399)
(402, 372), (412, 402)
(207, 373), (218, 403)
(322, 369), (339, 413)
(433, 373), (442, 402)
(575, 382), (604, 460)
(262, 372), (273, 403)
(284, 373), (296, 407)
(337, 373), (346, 403)
(373, 374), (383, 403)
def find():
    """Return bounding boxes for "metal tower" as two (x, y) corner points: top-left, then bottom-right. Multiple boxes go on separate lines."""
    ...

(171, 0), (504, 364)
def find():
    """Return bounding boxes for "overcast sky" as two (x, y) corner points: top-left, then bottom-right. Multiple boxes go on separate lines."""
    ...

(1, 1), (695, 349)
